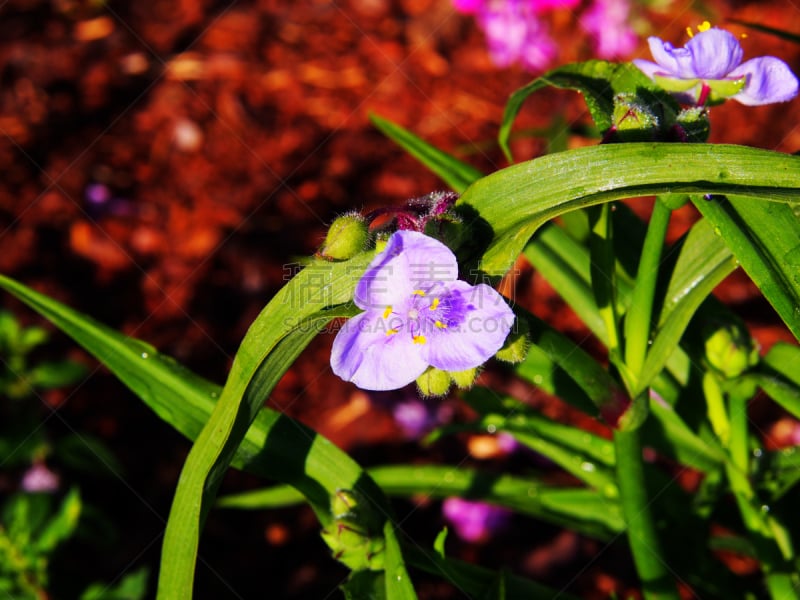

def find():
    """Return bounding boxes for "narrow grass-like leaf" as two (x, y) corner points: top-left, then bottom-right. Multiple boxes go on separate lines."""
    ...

(638, 217), (737, 390)
(692, 196), (800, 341)
(0, 270), (410, 597)
(462, 388), (618, 491)
(370, 113), (483, 193)
(0, 274), (365, 516)
(383, 520), (417, 600)
(219, 464), (624, 540)
(458, 144), (800, 276)
(158, 253), (387, 598)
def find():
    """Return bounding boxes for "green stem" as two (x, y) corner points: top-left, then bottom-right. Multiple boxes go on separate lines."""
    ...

(624, 200), (671, 391)
(614, 426), (680, 600)
(588, 205), (621, 362)
(725, 385), (799, 599)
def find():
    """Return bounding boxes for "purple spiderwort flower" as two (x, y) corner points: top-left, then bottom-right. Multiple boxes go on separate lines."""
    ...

(633, 24), (799, 106)
(580, 0), (638, 59)
(331, 231), (514, 391)
(442, 497), (511, 542)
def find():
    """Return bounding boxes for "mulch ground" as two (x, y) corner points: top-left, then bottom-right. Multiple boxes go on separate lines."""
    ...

(1, 0), (800, 597)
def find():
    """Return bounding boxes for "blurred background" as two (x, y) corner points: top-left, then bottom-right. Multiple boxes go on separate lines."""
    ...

(1, 0), (800, 597)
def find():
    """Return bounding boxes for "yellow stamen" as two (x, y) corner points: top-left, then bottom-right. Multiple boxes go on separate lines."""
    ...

(429, 297), (440, 311)
(386, 328), (398, 336)
(412, 290), (425, 296)
(413, 335), (427, 345)
(435, 320), (447, 329)
(383, 306), (392, 319)
(686, 21), (711, 38)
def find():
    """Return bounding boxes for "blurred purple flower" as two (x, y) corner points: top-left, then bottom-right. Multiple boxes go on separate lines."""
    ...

(580, 0), (638, 59)
(478, 2), (557, 71)
(442, 497), (511, 542)
(392, 396), (454, 439)
(21, 462), (59, 493)
(453, 0), (580, 71)
(331, 231), (514, 391)
(634, 25), (799, 106)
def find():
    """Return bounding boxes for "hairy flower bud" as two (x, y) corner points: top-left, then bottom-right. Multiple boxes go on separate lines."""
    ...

(494, 317), (529, 364)
(449, 367), (479, 390)
(320, 213), (369, 260)
(416, 366), (452, 398)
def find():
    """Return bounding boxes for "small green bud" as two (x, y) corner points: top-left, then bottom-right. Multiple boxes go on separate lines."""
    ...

(495, 318), (529, 364)
(449, 367), (479, 389)
(321, 489), (385, 571)
(320, 213), (369, 260)
(676, 106), (710, 142)
(321, 520), (385, 571)
(703, 322), (759, 379)
(611, 93), (660, 142)
(416, 366), (452, 397)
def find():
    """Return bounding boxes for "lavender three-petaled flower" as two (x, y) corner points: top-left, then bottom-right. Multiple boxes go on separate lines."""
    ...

(633, 25), (799, 106)
(331, 230), (514, 391)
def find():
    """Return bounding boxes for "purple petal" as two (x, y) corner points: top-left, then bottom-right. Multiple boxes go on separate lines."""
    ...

(331, 311), (428, 391)
(632, 58), (667, 80)
(442, 497), (510, 542)
(647, 37), (695, 78)
(686, 28), (743, 79)
(730, 56), (800, 106)
(422, 281), (514, 372)
(355, 230), (458, 310)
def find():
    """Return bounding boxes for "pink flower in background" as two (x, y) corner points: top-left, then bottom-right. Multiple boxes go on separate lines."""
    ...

(478, 1), (558, 71)
(442, 497), (511, 542)
(452, 0), (485, 13)
(529, 0), (579, 12)
(21, 462), (59, 493)
(453, 0), (640, 70)
(580, 0), (638, 58)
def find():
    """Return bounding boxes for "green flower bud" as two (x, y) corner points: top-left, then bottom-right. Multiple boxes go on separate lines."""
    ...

(321, 520), (385, 571)
(676, 106), (710, 142)
(494, 318), (529, 364)
(320, 213), (369, 260)
(449, 367), (479, 389)
(321, 489), (385, 571)
(703, 321), (759, 379)
(611, 93), (660, 142)
(416, 366), (452, 398)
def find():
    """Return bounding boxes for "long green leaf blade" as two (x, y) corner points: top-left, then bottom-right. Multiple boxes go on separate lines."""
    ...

(693, 196), (800, 340)
(458, 144), (800, 276)
(370, 113), (483, 193)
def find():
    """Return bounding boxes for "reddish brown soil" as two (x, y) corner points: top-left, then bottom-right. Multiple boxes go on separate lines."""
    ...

(1, 0), (799, 598)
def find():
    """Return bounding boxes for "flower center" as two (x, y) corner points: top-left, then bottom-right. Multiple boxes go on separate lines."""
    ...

(381, 286), (469, 342)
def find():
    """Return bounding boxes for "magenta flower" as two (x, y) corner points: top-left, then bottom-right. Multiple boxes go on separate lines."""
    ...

(442, 498), (511, 542)
(331, 231), (514, 391)
(633, 25), (799, 106)
(580, 0), (638, 59)
(478, 2), (557, 71)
